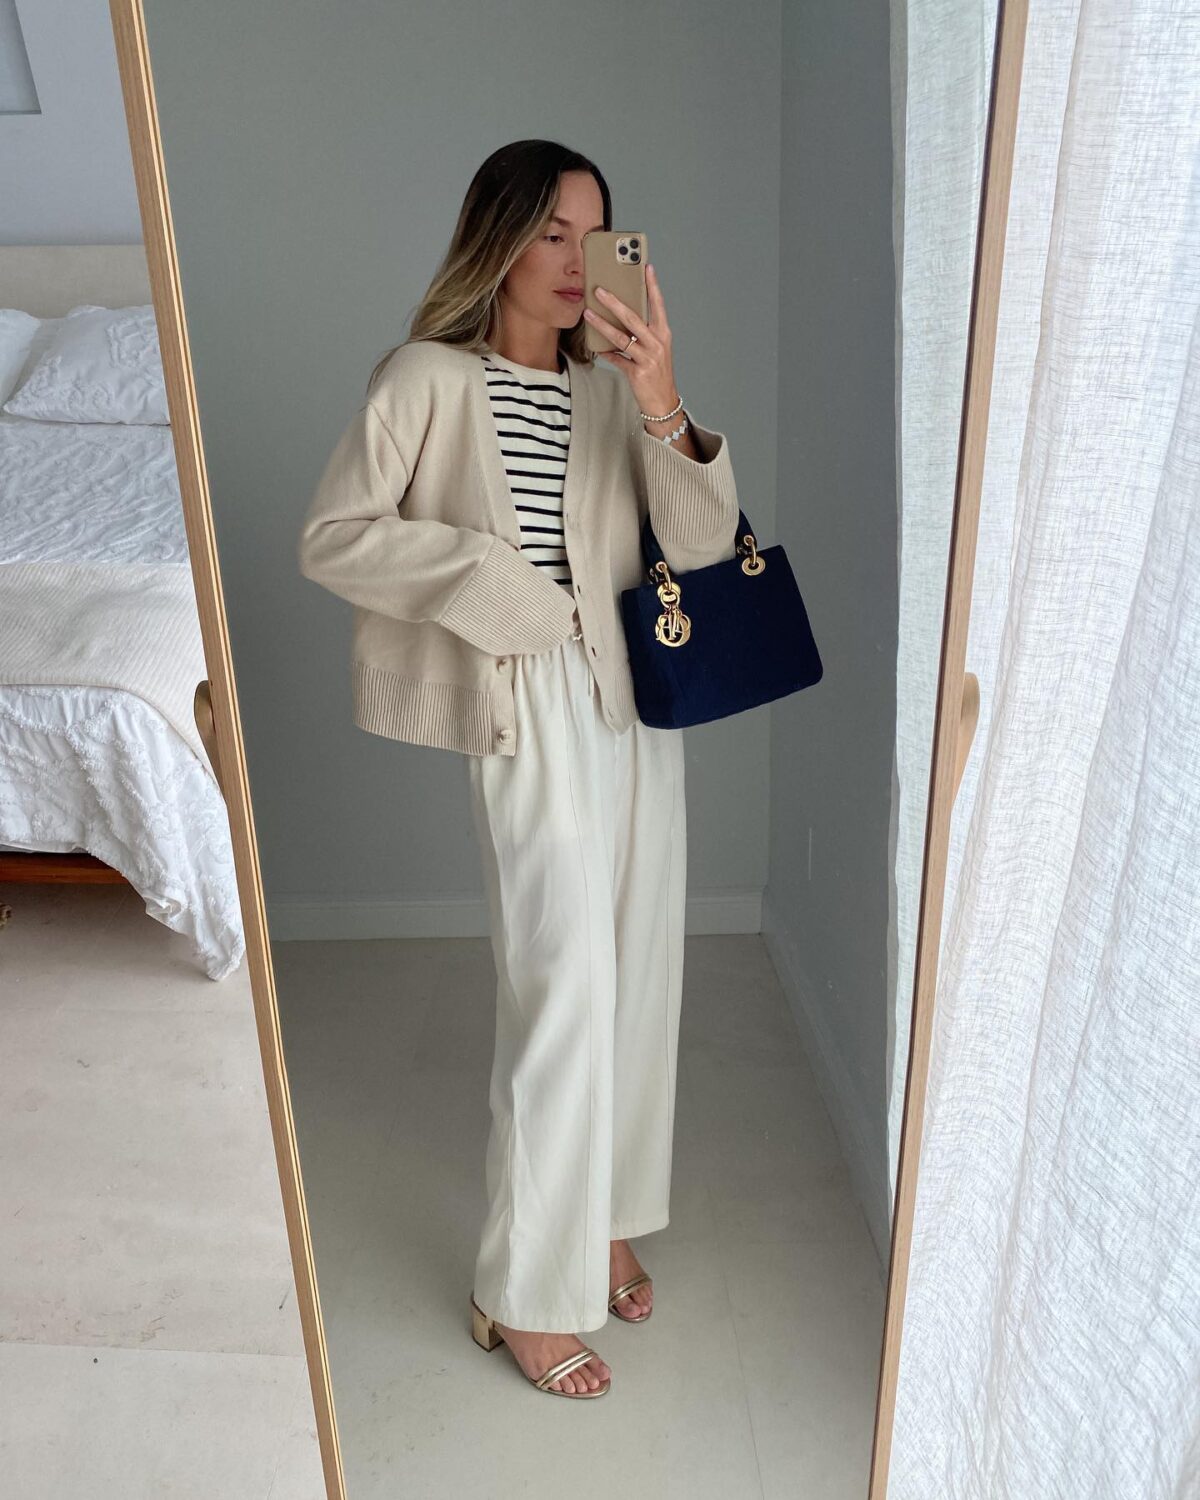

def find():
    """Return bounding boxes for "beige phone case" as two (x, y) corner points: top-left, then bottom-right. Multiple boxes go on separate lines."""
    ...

(582, 231), (649, 355)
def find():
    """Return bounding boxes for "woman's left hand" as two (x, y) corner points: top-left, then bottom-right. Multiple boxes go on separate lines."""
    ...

(584, 264), (680, 418)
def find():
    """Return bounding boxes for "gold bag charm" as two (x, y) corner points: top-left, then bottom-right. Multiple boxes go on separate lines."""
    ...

(651, 561), (691, 647)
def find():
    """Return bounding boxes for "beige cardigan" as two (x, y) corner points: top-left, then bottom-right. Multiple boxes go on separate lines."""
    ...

(297, 337), (741, 756)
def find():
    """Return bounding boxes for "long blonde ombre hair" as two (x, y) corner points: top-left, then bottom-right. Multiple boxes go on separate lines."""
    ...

(366, 139), (613, 396)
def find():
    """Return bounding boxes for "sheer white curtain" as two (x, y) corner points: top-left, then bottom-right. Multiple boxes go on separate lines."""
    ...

(886, 0), (999, 1198)
(890, 1), (1200, 1495)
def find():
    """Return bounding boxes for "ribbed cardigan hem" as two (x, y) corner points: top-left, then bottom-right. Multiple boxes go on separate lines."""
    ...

(352, 660), (512, 757)
(351, 656), (639, 755)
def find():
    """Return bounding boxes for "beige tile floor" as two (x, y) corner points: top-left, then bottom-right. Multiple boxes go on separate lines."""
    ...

(0, 881), (324, 1500)
(1, 882), (884, 1498)
(272, 929), (886, 1499)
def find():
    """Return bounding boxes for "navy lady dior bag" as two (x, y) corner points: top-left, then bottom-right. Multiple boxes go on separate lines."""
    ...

(618, 508), (823, 729)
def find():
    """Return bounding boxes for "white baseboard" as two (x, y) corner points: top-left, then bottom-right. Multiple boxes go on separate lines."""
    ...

(266, 887), (763, 943)
(760, 891), (891, 1269)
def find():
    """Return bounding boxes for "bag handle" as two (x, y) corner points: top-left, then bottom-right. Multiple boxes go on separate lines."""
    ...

(639, 507), (758, 579)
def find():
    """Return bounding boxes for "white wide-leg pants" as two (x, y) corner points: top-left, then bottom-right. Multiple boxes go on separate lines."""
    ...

(464, 630), (687, 1334)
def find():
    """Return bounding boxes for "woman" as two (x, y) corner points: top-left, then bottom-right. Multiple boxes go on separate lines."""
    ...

(297, 139), (740, 1399)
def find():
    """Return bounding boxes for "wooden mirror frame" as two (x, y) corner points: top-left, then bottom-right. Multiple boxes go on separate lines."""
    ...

(868, 3), (1028, 1491)
(106, 2), (1028, 1493)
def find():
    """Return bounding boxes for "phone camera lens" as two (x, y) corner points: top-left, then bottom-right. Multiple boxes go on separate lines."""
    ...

(618, 244), (627, 256)
(630, 238), (640, 248)
(629, 252), (640, 263)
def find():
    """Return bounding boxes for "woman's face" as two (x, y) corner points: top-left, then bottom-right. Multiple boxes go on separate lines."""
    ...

(500, 170), (606, 333)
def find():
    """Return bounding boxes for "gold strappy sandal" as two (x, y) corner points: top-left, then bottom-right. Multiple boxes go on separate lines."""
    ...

(469, 1294), (611, 1398)
(608, 1272), (653, 1323)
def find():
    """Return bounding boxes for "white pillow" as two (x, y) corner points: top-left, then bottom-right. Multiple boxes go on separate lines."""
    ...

(3, 304), (170, 424)
(0, 310), (40, 406)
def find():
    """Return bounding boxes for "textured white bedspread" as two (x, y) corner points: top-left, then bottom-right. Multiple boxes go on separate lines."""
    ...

(0, 416), (188, 565)
(0, 686), (244, 980)
(0, 414), (243, 980)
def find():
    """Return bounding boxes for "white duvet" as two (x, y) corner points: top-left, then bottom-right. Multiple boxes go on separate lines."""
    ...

(0, 413), (244, 980)
(0, 417), (189, 564)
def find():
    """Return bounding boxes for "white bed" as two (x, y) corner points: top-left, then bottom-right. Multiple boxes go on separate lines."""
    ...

(0, 246), (244, 981)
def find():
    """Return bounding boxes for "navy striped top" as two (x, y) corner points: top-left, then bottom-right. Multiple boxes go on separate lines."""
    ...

(480, 347), (573, 589)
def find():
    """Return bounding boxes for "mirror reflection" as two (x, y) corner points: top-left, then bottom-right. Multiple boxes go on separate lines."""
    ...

(134, 0), (997, 1492)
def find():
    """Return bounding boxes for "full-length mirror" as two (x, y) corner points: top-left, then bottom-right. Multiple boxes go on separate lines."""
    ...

(114, 1), (1011, 1493)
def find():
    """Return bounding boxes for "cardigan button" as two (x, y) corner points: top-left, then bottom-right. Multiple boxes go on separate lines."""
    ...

(497, 727), (514, 743)
(496, 657), (509, 669)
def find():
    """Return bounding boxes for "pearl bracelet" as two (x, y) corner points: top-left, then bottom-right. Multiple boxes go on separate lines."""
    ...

(639, 394), (690, 446)
(639, 395), (684, 423)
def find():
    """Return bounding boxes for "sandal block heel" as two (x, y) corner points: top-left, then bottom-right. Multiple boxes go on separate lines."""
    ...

(470, 1295), (504, 1352)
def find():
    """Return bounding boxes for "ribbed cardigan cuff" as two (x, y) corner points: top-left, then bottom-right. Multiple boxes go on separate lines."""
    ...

(437, 533), (577, 654)
(638, 413), (741, 571)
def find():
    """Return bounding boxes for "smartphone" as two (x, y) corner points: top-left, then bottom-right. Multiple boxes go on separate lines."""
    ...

(582, 231), (649, 355)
